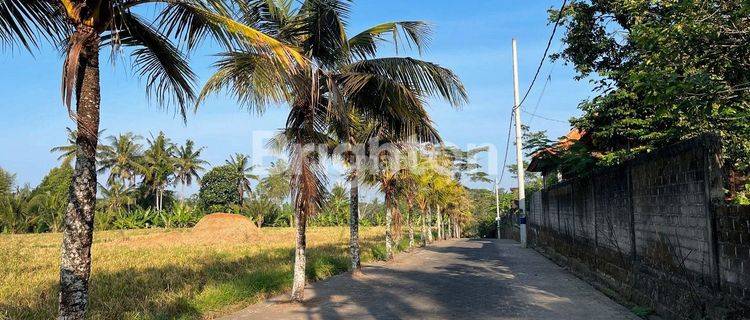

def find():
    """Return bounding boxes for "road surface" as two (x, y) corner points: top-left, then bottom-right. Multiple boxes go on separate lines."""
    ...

(223, 239), (638, 320)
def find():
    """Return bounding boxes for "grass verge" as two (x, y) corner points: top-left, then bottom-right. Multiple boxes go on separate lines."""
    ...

(0, 226), (386, 319)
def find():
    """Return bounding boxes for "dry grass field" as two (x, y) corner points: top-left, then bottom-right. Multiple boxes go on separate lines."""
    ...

(0, 225), (387, 319)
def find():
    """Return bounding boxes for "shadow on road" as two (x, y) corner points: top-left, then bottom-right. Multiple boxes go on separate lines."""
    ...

(264, 239), (633, 320)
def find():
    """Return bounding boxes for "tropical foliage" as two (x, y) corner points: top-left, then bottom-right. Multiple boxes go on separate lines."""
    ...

(0, 0), (497, 318)
(547, 0), (750, 200)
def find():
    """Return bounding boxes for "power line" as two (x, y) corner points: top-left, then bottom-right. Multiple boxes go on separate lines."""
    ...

(527, 74), (551, 125)
(522, 109), (569, 124)
(497, 110), (514, 187)
(528, 42), (565, 126)
(516, 0), (568, 109)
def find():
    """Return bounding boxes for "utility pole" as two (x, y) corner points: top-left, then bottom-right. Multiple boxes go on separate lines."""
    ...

(512, 38), (527, 248)
(495, 179), (501, 239)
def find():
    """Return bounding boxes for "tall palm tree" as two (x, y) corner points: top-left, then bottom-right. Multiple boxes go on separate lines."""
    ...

(259, 159), (291, 205)
(413, 150), (450, 244)
(327, 116), (377, 270)
(98, 132), (143, 186)
(226, 153), (259, 205)
(1, 1), (303, 317)
(361, 135), (439, 260)
(141, 132), (175, 211)
(199, 0), (466, 301)
(369, 148), (402, 261)
(396, 156), (419, 249)
(431, 157), (453, 240)
(174, 140), (208, 199)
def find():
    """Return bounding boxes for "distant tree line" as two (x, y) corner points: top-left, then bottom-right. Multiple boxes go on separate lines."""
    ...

(0, 131), (402, 233)
(0, 134), (511, 235)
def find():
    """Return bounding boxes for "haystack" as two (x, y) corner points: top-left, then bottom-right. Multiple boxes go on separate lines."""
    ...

(191, 213), (259, 243)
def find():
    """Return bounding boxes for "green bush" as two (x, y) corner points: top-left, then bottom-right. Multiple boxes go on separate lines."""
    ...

(306, 255), (349, 281)
(112, 208), (159, 229)
(94, 210), (116, 230)
(370, 244), (388, 261)
(396, 237), (410, 252)
(161, 202), (203, 228)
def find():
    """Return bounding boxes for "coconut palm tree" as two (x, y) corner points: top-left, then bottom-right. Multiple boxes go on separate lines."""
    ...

(198, 0), (466, 301)
(98, 181), (135, 213)
(50, 127), (81, 164)
(396, 157), (419, 249)
(432, 163), (453, 240)
(341, 119), (373, 270)
(354, 130), (417, 260)
(371, 149), (402, 261)
(141, 132), (176, 211)
(226, 153), (259, 205)
(412, 149), (452, 244)
(174, 140), (208, 199)
(0, 1), (304, 317)
(259, 159), (291, 205)
(98, 132), (143, 187)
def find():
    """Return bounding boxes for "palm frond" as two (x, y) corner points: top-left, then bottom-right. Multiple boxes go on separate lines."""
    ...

(197, 51), (291, 112)
(0, 0), (66, 51)
(297, 0), (350, 67)
(343, 57), (468, 107)
(348, 21), (431, 60)
(234, 0), (297, 38)
(289, 142), (328, 217)
(157, 0), (305, 69)
(339, 71), (440, 143)
(109, 11), (197, 120)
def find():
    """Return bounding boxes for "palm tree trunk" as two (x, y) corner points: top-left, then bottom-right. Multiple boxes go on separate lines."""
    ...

(427, 206), (434, 243)
(447, 215), (452, 239)
(238, 183), (244, 206)
(408, 211), (414, 248)
(290, 208), (307, 301)
(420, 207), (427, 246)
(349, 175), (361, 271)
(436, 205), (443, 240)
(385, 193), (394, 261)
(153, 187), (159, 211)
(59, 30), (101, 320)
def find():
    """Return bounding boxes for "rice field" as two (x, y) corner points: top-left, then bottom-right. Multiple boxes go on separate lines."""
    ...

(0, 226), (387, 319)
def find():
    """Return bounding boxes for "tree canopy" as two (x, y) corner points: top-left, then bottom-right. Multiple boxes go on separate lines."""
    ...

(198, 164), (243, 211)
(550, 0), (750, 198)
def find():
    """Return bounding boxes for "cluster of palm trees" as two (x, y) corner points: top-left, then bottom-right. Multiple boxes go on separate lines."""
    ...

(355, 144), (484, 262)
(53, 130), (208, 211)
(2, 0), (471, 317)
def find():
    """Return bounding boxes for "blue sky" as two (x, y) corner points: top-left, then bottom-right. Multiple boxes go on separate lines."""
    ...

(0, 0), (593, 193)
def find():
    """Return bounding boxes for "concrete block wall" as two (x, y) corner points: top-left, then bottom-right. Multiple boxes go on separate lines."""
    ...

(717, 205), (750, 307)
(526, 136), (750, 319)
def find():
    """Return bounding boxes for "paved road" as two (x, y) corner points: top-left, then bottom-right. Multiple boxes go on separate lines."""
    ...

(224, 239), (638, 320)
